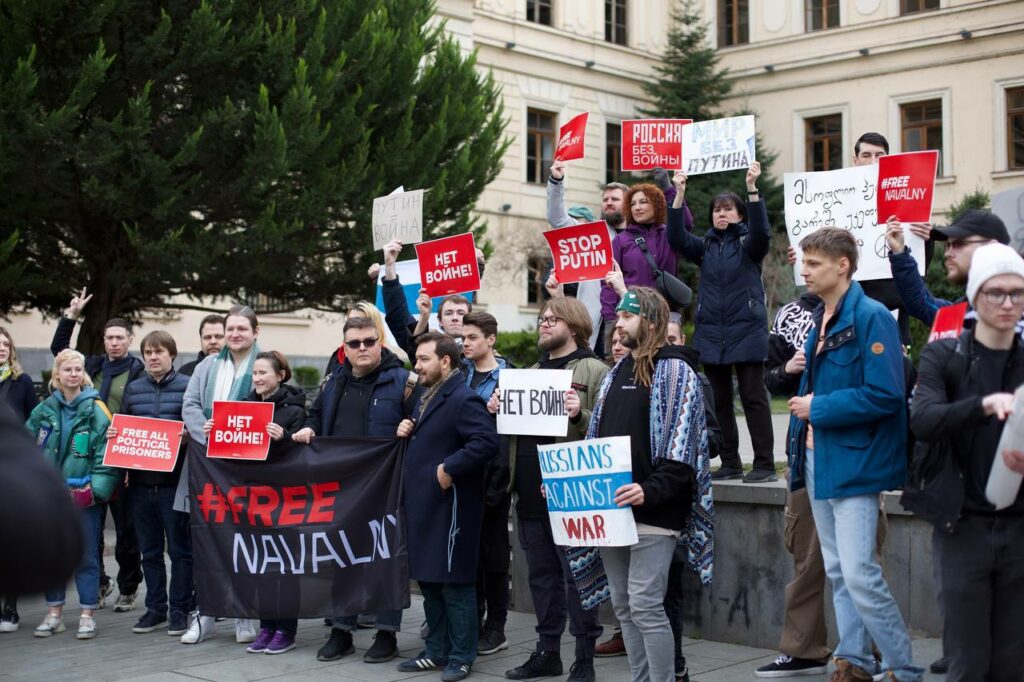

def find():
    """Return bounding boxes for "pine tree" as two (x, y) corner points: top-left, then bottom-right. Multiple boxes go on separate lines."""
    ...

(0, 0), (508, 353)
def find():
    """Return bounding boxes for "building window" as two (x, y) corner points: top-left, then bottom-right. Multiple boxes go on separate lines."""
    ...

(606, 123), (622, 184)
(526, 254), (551, 306)
(526, 0), (552, 25)
(243, 293), (294, 314)
(900, 0), (940, 15)
(901, 99), (943, 173)
(605, 0), (627, 46)
(805, 114), (842, 171)
(805, 0), (839, 32)
(718, 0), (749, 47)
(1008, 87), (1024, 170)
(527, 109), (556, 184)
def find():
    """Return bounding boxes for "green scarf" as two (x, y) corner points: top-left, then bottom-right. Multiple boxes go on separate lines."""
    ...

(0, 363), (11, 383)
(202, 344), (260, 418)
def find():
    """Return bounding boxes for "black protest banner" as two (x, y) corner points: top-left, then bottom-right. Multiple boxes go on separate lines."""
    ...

(188, 437), (409, 619)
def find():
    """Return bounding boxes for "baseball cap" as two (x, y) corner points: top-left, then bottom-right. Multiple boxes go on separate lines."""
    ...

(931, 209), (1010, 244)
(568, 206), (596, 223)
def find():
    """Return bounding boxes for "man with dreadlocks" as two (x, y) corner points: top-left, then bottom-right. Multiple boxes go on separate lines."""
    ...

(586, 286), (714, 682)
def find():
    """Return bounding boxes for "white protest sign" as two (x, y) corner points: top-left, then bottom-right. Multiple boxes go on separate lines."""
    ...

(784, 165), (925, 284)
(496, 369), (572, 437)
(539, 436), (638, 547)
(372, 188), (424, 251)
(681, 115), (756, 176)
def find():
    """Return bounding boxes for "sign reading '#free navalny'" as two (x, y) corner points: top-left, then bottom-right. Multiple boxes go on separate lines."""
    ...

(539, 436), (638, 547)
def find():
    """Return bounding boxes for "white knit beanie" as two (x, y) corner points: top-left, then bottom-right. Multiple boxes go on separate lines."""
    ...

(966, 243), (1024, 306)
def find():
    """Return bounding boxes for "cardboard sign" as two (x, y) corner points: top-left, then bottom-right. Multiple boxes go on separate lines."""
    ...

(496, 369), (573, 436)
(543, 221), (614, 283)
(621, 118), (693, 171)
(207, 401), (275, 461)
(555, 112), (588, 162)
(681, 115), (755, 176)
(372, 188), (425, 251)
(784, 165), (926, 284)
(539, 436), (638, 547)
(928, 302), (968, 343)
(876, 151), (939, 224)
(103, 415), (184, 472)
(414, 233), (481, 298)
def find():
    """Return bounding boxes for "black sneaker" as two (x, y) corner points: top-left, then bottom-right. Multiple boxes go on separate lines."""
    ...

(676, 664), (691, 682)
(478, 626), (508, 655)
(364, 630), (399, 663)
(132, 611), (168, 633)
(0, 605), (20, 633)
(744, 468), (779, 484)
(505, 650), (563, 679)
(568, 658), (596, 682)
(167, 612), (189, 636)
(316, 628), (355, 661)
(930, 657), (949, 674)
(711, 467), (744, 481)
(442, 661), (473, 682)
(397, 652), (448, 672)
(754, 654), (829, 677)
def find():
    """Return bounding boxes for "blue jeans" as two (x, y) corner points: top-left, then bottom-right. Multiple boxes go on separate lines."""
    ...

(601, 534), (678, 682)
(419, 581), (477, 666)
(332, 609), (402, 632)
(805, 448), (923, 682)
(128, 484), (194, 619)
(46, 504), (103, 609)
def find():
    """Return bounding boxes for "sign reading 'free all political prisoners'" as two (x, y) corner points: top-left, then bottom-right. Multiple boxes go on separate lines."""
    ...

(372, 188), (425, 251)
(783, 165), (926, 285)
(103, 414), (184, 472)
(207, 401), (275, 461)
(543, 221), (614, 283)
(681, 115), (756, 176)
(539, 436), (638, 547)
(620, 118), (693, 171)
(497, 369), (573, 437)
(415, 233), (481, 298)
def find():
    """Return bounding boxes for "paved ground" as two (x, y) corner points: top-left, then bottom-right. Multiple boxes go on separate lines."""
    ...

(733, 413), (791, 469)
(1, 550), (944, 682)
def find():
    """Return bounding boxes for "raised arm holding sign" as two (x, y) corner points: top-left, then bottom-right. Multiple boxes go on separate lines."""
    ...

(372, 188), (425, 251)
(681, 115), (756, 176)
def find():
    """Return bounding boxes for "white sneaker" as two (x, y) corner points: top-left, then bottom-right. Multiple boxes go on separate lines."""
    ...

(76, 615), (97, 640)
(235, 618), (258, 644)
(33, 614), (65, 638)
(181, 613), (217, 644)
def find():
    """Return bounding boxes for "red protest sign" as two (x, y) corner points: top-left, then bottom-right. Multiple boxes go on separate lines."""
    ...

(928, 302), (968, 343)
(415, 233), (481, 298)
(555, 112), (588, 162)
(207, 401), (275, 461)
(544, 221), (614, 283)
(103, 415), (184, 472)
(621, 118), (692, 171)
(876, 151), (939, 223)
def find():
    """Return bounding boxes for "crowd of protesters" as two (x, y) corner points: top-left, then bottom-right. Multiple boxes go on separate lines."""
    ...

(2, 131), (1022, 682)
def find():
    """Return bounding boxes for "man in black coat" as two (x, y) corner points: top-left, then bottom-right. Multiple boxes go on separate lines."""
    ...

(177, 314), (225, 376)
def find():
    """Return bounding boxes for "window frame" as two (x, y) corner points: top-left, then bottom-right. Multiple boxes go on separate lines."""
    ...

(526, 107), (557, 185)
(525, 0), (552, 26)
(525, 252), (551, 306)
(605, 121), (622, 185)
(804, 0), (840, 32)
(899, 0), (940, 15)
(888, 89), (953, 177)
(1006, 86), (1024, 171)
(717, 0), (749, 47)
(604, 0), (628, 46)
(804, 114), (844, 172)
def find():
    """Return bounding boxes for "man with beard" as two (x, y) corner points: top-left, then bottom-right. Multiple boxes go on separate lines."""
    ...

(493, 297), (608, 682)
(395, 332), (498, 682)
(178, 315), (225, 376)
(292, 316), (417, 665)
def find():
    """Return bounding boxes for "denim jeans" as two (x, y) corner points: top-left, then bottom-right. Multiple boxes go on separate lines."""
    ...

(332, 609), (402, 632)
(601, 534), (678, 682)
(128, 483), (194, 619)
(46, 504), (103, 609)
(419, 581), (477, 666)
(805, 448), (923, 682)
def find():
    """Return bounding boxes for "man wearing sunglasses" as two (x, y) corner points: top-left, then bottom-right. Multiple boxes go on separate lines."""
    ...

(292, 315), (417, 665)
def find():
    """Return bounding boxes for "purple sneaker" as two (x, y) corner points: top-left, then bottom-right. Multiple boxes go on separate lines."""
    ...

(265, 630), (296, 655)
(246, 627), (275, 653)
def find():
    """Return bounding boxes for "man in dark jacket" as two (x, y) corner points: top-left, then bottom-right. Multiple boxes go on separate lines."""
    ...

(177, 315), (225, 377)
(395, 332), (498, 682)
(114, 331), (192, 637)
(293, 316), (414, 664)
(51, 288), (144, 612)
(911, 243), (1024, 682)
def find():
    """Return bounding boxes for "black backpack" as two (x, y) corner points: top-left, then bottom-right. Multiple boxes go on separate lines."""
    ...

(698, 372), (723, 461)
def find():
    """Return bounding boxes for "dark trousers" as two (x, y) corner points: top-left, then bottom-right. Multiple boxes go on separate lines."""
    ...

(420, 581), (478, 666)
(98, 494), (142, 594)
(664, 556), (687, 674)
(477, 496), (511, 630)
(704, 362), (774, 472)
(518, 517), (602, 660)
(933, 513), (1024, 682)
(260, 619), (297, 636)
(128, 484), (193, 618)
(1, 593), (16, 613)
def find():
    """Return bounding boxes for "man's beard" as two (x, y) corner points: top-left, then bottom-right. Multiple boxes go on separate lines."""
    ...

(603, 210), (624, 228)
(538, 328), (571, 352)
(619, 330), (638, 349)
(420, 367), (444, 387)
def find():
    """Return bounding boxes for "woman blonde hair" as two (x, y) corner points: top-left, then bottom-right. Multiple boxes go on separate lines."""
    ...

(49, 349), (93, 391)
(0, 326), (25, 379)
(348, 301), (391, 349)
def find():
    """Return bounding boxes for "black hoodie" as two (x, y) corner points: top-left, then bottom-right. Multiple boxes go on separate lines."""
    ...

(245, 384), (307, 460)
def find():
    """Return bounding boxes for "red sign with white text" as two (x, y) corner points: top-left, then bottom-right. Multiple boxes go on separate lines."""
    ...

(621, 118), (693, 171)
(876, 151), (939, 223)
(544, 221), (614, 283)
(103, 415), (184, 472)
(207, 401), (275, 461)
(555, 112), (589, 162)
(415, 233), (481, 298)
(928, 302), (968, 343)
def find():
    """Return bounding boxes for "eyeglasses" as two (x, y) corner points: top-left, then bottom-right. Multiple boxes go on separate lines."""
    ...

(946, 238), (990, 251)
(978, 289), (1024, 306)
(537, 315), (565, 327)
(344, 338), (379, 350)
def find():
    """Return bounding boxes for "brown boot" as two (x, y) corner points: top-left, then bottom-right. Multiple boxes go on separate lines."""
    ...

(594, 630), (626, 657)
(829, 658), (873, 682)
